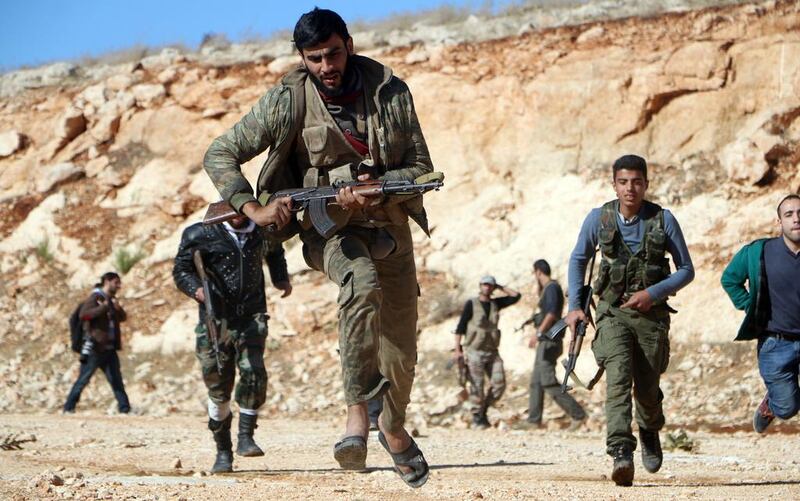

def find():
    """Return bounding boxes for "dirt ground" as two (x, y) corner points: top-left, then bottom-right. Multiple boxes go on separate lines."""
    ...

(1, 413), (799, 500)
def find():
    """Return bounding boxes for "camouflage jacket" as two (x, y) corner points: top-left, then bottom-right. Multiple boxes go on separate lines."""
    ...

(203, 55), (434, 234)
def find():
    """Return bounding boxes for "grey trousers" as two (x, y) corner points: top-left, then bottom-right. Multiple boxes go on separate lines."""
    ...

(528, 338), (586, 423)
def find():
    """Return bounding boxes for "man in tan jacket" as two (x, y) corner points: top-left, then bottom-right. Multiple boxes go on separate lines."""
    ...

(202, 8), (434, 487)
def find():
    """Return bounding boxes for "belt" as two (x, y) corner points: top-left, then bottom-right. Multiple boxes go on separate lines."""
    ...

(765, 330), (800, 341)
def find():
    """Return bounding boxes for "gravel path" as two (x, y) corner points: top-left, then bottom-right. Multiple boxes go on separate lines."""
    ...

(2, 413), (799, 500)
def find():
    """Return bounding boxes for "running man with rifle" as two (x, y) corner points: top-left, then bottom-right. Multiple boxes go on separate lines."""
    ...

(202, 8), (439, 487)
(173, 213), (291, 473)
(565, 155), (694, 486)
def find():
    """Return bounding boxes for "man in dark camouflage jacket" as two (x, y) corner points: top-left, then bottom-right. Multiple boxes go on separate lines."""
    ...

(173, 214), (290, 473)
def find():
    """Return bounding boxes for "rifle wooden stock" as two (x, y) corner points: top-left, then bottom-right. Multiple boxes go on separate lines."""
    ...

(192, 250), (223, 375)
(203, 201), (238, 225)
(561, 280), (595, 393)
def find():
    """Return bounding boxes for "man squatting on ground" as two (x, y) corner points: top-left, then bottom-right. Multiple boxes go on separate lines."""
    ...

(453, 275), (521, 429)
(63, 272), (131, 414)
(202, 8), (434, 487)
(525, 259), (586, 428)
(721, 194), (800, 433)
(173, 214), (291, 473)
(565, 154), (694, 486)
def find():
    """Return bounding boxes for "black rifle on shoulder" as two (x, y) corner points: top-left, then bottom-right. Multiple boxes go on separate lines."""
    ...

(203, 173), (445, 239)
(560, 251), (602, 394)
(192, 250), (223, 375)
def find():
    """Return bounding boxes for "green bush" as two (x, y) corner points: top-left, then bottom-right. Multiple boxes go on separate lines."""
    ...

(113, 247), (146, 274)
(34, 236), (54, 263)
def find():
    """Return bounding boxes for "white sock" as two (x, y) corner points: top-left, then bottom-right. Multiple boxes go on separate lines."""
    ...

(239, 407), (259, 416)
(208, 399), (231, 421)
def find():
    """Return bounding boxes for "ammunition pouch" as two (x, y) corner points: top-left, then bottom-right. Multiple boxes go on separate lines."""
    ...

(594, 199), (670, 306)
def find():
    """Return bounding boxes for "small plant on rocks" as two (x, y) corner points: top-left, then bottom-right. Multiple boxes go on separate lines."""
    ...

(113, 247), (146, 274)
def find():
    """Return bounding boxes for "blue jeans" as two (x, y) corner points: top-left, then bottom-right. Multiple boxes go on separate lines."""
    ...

(758, 336), (800, 419)
(63, 350), (130, 413)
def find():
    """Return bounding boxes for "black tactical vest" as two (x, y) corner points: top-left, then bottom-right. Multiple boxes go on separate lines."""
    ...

(593, 200), (670, 306)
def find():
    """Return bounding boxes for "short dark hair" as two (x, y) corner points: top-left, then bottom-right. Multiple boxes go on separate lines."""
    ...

(533, 259), (551, 276)
(777, 194), (800, 216)
(100, 272), (120, 285)
(293, 7), (350, 51)
(612, 154), (648, 180)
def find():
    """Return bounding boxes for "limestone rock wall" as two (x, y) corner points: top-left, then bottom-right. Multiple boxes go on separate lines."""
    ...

(0, 0), (797, 416)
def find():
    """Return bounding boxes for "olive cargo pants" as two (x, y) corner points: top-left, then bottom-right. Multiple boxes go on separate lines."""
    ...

(528, 338), (586, 423)
(591, 303), (670, 455)
(196, 313), (269, 410)
(302, 223), (418, 433)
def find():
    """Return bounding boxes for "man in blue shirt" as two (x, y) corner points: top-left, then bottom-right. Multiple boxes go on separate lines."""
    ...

(565, 155), (694, 486)
(721, 194), (800, 433)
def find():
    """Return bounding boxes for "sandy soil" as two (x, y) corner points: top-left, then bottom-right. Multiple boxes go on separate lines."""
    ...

(1, 413), (799, 500)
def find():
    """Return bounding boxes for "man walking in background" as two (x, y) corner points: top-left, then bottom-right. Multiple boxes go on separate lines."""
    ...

(173, 213), (291, 473)
(63, 272), (130, 414)
(721, 194), (800, 433)
(453, 276), (521, 428)
(565, 155), (694, 486)
(525, 259), (586, 429)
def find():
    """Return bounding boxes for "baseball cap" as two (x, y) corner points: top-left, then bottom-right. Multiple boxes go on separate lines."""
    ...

(479, 275), (497, 286)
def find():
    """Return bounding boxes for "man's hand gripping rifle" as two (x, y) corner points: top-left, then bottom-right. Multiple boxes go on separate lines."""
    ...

(193, 250), (223, 375)
(561, 283), (594, 393)
(203, 173), (444, 239)
(560, 251), (605, 394)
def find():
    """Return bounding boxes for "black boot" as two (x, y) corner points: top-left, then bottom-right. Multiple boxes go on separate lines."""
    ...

(472, 413), (490, 429)
(209, 414), (233, 473)
(236, 413), (265, 457)
(611, 445), (634, 486)
(639, 428), (663, 473)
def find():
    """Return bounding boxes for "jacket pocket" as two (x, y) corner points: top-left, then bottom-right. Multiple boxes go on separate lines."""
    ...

(302, 126), (334, 167)
(644, 264), (665, 285)
(609, 264), (626, 286)
(599, 228), (617, 258)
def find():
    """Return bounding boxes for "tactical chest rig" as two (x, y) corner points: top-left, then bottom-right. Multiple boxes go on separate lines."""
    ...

(594, 200), (671, 307)
(464, 298), (501, 352)
(267, 68), (407, 235)
(294, 76), (368, 231)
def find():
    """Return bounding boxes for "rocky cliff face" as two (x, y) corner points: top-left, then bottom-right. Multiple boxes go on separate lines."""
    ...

(0, 1), (797, 427)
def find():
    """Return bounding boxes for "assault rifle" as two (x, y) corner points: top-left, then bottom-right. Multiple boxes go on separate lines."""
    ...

(515, 317), (534, 333)
(515, 312), (543, 333)
(446, 351), (469, 388)
(203, 173), (445, 239)
(561, 252), (600, 394)
(193, 250), (223, 375)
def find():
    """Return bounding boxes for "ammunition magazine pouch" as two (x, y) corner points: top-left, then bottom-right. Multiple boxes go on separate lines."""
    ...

(594, 200), (671, 306)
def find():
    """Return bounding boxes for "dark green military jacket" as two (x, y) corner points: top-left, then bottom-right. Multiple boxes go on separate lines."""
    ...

(203, 55), (434, 235)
